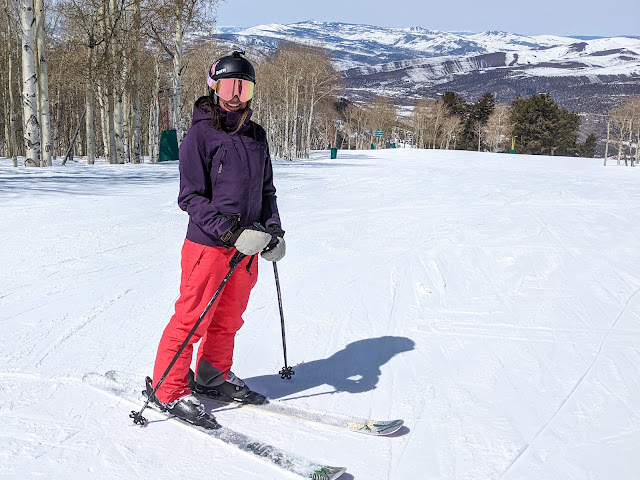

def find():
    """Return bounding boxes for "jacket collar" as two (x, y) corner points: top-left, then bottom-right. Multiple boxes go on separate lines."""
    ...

(191, 97), (252, 134)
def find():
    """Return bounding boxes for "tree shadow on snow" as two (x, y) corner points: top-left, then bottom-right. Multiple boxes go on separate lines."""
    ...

(245, 336), (415, 401)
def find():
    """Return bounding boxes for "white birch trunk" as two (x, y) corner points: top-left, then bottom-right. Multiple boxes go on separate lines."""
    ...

(51, 86), (60, 158)
(122, 92), (130, 162)
(151, 48), (161, 162)
(101, 0), (116, 163)
(113, 95), (124, 162)
(291, 80), (299, 159)
(107, 86), (116, 164)
(97, 85), (108, 157)
(305, 92), (315, 158)
(148, 102), (155, 163)
(636, 130), (640, 168)
(283, 75), (290, 160)
(34, 0), (50, 165)
(173, 16), (183, 142)
(3, 91), (9, 156)
(131, 0), (141, 163)
(21, 0), (40, 166)
(604, 119), (610, 166)
(617, 130), (623, 166)
(4, 0), (18, 166)
(108, 0), (124, 164)
(86, 87), (94, 164)
(85, 46), (94, 164)
(627, 122), (633, 166)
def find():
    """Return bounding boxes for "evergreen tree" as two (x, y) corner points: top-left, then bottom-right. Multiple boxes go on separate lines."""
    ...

(442, 91), (466, 117)
(511, 93), (580, 156)
(464, 92), (495, 150)
(442, 91), (496, 151)
(577, 133), (597, 158)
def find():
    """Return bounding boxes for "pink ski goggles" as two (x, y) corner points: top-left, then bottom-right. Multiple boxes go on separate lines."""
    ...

(210, 78), (255, 103)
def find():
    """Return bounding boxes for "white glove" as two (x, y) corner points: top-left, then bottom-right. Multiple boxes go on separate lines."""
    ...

(261, 237), (286, 262)
(230, 227), (272, 256)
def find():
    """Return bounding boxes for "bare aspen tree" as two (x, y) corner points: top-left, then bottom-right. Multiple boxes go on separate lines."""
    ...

(408, 99), (448, 149)
(253, 43), (340, 159)
(441, 115), (461, 150)
(483, 104), (511, 152)
(3, 0), (18, 166)
(86, 42), (95, 164)
(130, 0), (141, 163)
(344, 102), (368, 150)
(301, 46), (340, 157)
(59, 0), (99, 163)
(34, 0), (51, 165)
(51, 86), (59, 158)
(364, 97), (397, 149)
(99, 0), (116, 163)
(609, 98), (639, 166)
(149, 0), (217, 146)
(604, 119), (610, 166)
(148, 45), (161, 162)
(21, 0), (41, 166)
(108, 0), (125, 163)
(412, 98), (438, 148)
(97, 84), (108, 157)
(172, 10), (183, 141)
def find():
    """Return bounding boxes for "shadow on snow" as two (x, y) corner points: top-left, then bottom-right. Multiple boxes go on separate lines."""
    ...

(245, 335), (415, 401)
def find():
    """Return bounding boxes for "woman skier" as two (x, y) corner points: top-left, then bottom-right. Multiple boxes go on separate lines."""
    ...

(146, 51), (285, 428)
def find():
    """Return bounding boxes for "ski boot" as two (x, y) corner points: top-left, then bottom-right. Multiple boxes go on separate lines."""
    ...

(144, 376), (220, 429)
(189, 370), (267, 405)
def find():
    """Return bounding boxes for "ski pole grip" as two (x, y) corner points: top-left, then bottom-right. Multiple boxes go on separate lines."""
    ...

(230, 251), (246, 268)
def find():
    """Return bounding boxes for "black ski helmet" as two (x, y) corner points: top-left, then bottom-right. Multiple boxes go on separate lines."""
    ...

(207, 51), (256, 94)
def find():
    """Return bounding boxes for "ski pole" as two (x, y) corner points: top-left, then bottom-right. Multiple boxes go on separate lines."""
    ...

(130, 251), (246, 425)
(250, 223), (294, 380)
(273, 262), (294, 380)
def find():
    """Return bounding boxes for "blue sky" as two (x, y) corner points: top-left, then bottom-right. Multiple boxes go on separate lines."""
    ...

(215, 0), (639, 37)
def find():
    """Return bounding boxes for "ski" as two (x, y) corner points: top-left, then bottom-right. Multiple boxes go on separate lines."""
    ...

(185, 370), (404, 436)
(197, 390), (404, 436)
(83, 371), (346, 480)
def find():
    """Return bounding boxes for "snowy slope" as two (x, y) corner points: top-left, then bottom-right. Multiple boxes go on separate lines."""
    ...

(1, 150), (639, 479)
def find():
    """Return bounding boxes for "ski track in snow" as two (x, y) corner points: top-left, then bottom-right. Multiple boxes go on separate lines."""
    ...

(1, 150), (640, 479)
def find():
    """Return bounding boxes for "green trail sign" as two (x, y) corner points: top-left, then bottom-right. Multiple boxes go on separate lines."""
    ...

(373, 130), (385, 137)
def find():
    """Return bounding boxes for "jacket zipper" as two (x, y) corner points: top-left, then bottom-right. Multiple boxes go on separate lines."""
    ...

(237, 135), (257, 220)
(212, 149), (227, 201)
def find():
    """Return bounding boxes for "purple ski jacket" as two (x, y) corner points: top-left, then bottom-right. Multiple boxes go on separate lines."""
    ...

(177, 98), (281, 248)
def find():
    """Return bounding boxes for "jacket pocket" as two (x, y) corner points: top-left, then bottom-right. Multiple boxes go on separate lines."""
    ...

(211, 149), (227, 203)
(183, 245), (208, 286)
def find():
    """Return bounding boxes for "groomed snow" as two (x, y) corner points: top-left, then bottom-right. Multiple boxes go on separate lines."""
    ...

(1, 149), (639, 479)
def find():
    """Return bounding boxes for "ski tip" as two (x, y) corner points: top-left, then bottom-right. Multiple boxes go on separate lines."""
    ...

(312, 466), (347, 480)
(346, 418), (405, 435)
(372, 419), (404, 435)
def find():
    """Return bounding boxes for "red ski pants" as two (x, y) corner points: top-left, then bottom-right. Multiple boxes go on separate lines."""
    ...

(153, 239), (258, 404)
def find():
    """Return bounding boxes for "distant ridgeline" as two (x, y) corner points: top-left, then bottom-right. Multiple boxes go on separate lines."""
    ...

(209, 22), (640, 114)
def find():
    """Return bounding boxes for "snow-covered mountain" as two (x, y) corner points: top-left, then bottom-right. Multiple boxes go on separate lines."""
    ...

(208, 21), (640, 112)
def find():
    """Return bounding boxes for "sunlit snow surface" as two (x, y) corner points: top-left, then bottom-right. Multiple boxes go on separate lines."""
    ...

(1, 149), (639, 479)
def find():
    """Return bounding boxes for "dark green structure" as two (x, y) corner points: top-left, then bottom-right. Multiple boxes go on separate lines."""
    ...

(158, 129), (179, 162)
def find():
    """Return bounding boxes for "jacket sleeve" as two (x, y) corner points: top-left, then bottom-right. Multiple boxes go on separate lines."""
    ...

(259, 140), (282, 230)
(177, 129), (238, 238)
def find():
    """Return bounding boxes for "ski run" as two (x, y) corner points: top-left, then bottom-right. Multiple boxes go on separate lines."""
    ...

(2, 149), (639, 479)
